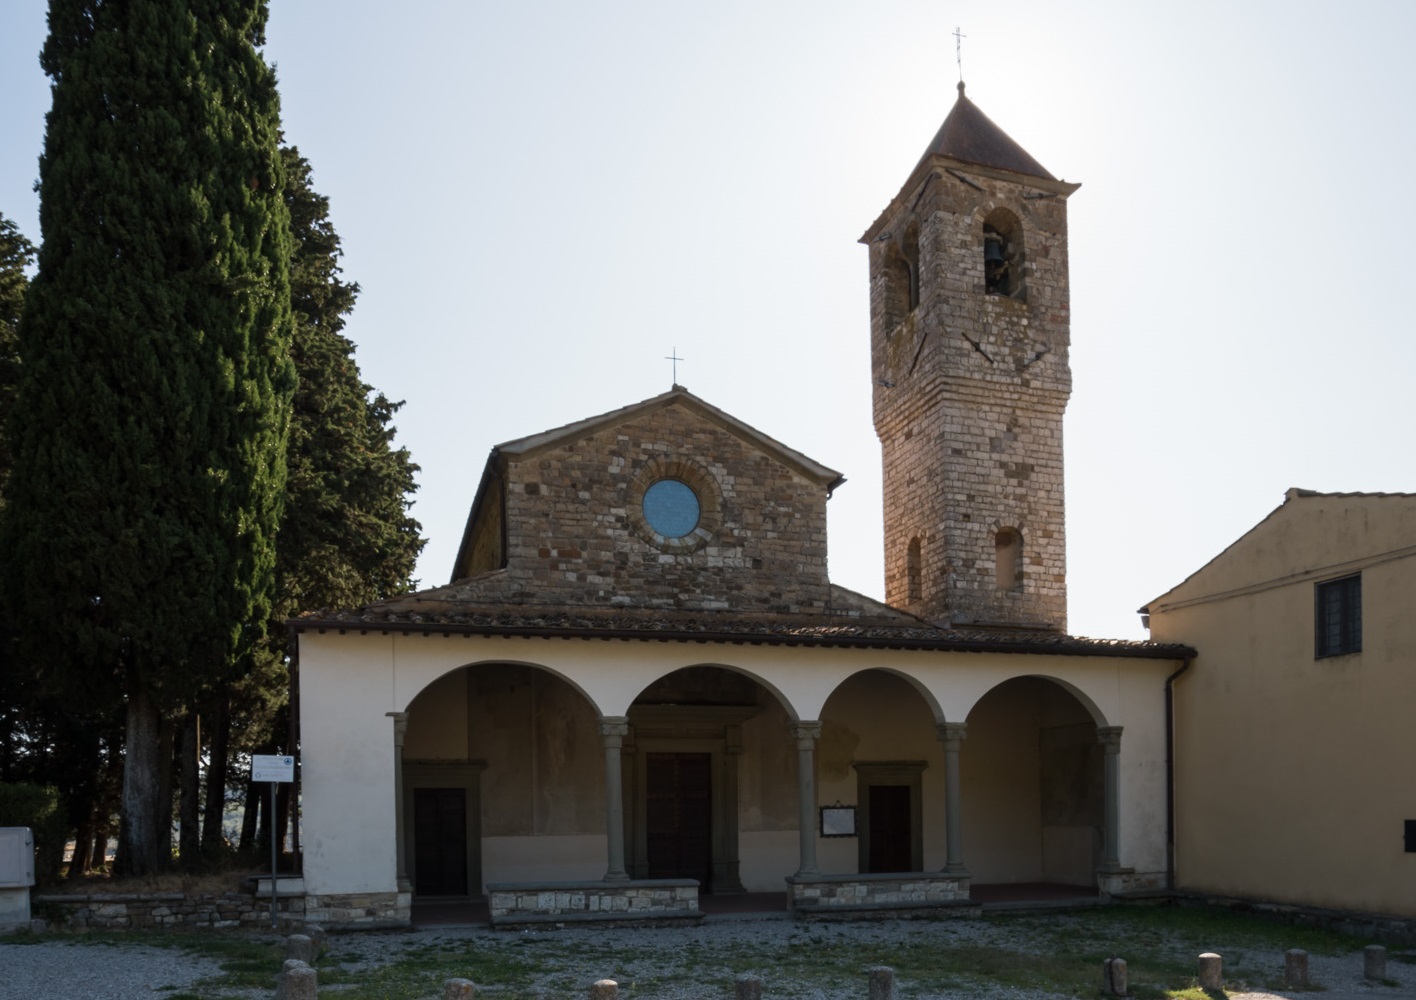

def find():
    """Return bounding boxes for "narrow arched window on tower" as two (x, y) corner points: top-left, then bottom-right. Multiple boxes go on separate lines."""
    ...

(902, 223), (920, 311)
(995, 528), (1023, 592)
(907, 537), (922, 602)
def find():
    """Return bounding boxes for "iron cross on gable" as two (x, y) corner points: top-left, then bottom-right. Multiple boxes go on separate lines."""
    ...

(666, 347), (684, 386)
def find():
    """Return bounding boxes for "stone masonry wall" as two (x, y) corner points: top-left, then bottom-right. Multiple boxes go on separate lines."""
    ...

(448, 402), (835, 614)
(869, 163), (1073, 629)
(488, 879), (700, 926)
(33, 890), (305, 931)
(787, 873), (975, 917)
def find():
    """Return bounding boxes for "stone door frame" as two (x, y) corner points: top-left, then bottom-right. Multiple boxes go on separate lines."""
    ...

(402, 759), (487, 898)
(625, 705), (758, 893)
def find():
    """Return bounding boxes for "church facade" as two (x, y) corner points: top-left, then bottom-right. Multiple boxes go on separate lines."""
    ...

(293, 85), (1193, 928)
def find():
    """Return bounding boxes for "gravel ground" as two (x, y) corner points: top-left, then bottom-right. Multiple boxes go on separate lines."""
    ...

(3, 913), (1414, 1000)
(0, 937), (229, 999)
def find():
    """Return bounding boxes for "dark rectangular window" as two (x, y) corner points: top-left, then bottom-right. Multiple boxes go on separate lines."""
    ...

(1315, 574), (1361, 658)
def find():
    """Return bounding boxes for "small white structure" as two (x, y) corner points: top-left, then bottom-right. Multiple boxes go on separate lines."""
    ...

(0, 827), (35, 932)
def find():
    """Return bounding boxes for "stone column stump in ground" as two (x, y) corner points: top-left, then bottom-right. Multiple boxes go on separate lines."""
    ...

(735, 973), (762, 1000)
(1365, 945), (1387, 980)
(1102, 957), (1128, 996)
(444, 978), (476, 999)
(1197, 953), (1222, 990)
(590, 979), (618, 1000)
(868, 966), (895, 1000)
(285, 934), (316, 964)
(276, 959), (317, 1000)
(1284, 949), (1309, 987)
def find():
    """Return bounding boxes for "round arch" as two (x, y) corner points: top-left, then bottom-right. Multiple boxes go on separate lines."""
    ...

(818, 667), (950, 874)
(960, 674), (1107, 888)
(399, 656), (603, 717)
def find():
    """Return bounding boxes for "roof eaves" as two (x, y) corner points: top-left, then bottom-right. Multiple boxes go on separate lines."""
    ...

(291, 612), (1195, 661)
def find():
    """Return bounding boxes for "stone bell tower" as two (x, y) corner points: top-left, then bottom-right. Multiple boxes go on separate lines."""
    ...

(862, 82), (1079, 630)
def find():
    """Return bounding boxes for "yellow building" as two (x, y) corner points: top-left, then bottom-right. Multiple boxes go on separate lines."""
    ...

(1146, 488), (1416, 919)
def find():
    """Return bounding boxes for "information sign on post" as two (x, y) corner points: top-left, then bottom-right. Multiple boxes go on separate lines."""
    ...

(252, 754), (295, 927)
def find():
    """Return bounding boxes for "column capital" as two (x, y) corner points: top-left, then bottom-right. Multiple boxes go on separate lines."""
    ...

(386, 711), (409, 744)
(1097, 726), (1123, 752)
(936, 721), (968, 747)
(789, 721), (822, 748)
(598, 716), (629, 744)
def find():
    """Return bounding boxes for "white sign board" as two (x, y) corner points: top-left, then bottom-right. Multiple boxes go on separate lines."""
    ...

(252, 754), (295, 783)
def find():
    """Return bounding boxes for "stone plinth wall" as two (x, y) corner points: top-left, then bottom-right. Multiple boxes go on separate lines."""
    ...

(1098, 869), (1166, 897)
(488, 879), (701, 926)
(787, 873), (976, 918)
(33, 890), (305, 930)
(304, 891), (410, 929)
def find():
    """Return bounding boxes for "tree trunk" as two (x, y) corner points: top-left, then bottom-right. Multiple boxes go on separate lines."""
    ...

(154, 714), (175, 859)
(70, 803), (93, 877)
(275, 781), (292, 870)
(239, 777), (260, 852)
(117, 685), (162, 876)
(178, 710), (201, 866)
(201, 692), (230, 851)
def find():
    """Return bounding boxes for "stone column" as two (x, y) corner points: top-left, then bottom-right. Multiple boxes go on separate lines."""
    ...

(790, 722), (822, 876)
(937, 722), (968, 874)
(386, 712), (411, 892)
(716, 725), (746, 892)
(599, 717), (630, 882)
(1098, 726), (1124, 871)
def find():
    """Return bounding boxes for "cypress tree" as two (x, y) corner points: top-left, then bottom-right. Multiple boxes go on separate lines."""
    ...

(0, 212), (35, 509)
(0, 0), (294, 875)
(205, 147), (425, 857)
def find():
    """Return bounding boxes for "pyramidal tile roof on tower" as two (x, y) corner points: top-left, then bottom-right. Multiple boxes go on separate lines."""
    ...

(912, 82), (1056, 181)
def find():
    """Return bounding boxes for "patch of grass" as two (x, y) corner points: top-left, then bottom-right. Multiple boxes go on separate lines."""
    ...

(319, 941), (543, 1000)
(4, 903), (1399, 999)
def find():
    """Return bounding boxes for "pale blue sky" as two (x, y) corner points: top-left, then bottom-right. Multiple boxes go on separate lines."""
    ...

(2, 1), (1413, 638)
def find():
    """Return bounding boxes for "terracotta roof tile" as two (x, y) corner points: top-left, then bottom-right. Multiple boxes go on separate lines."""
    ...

(293, 602), (1193, 660)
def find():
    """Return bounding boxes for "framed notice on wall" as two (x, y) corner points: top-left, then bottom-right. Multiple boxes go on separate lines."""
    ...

(820, 805), (856, 838)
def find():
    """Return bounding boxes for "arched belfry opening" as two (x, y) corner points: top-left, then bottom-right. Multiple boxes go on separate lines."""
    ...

(881, 221), (921, 332)
(982, 207), (1024, 300)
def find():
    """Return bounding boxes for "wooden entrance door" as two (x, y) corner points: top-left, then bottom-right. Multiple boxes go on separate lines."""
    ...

(413, 787), (468, 896)
(645, 752), (712, 888)
(867, 784), (913, 873)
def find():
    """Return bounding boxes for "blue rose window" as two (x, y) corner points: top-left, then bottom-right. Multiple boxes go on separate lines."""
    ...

(642, 478), (700, 538)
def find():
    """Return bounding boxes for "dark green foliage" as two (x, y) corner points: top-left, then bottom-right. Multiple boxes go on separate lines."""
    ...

(0, 782), (68, 880)
(276, 145), (423, 620)
(0, 213), (35, 508)
(204, 148), (423, 858)
(0, 0), (294, 874)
